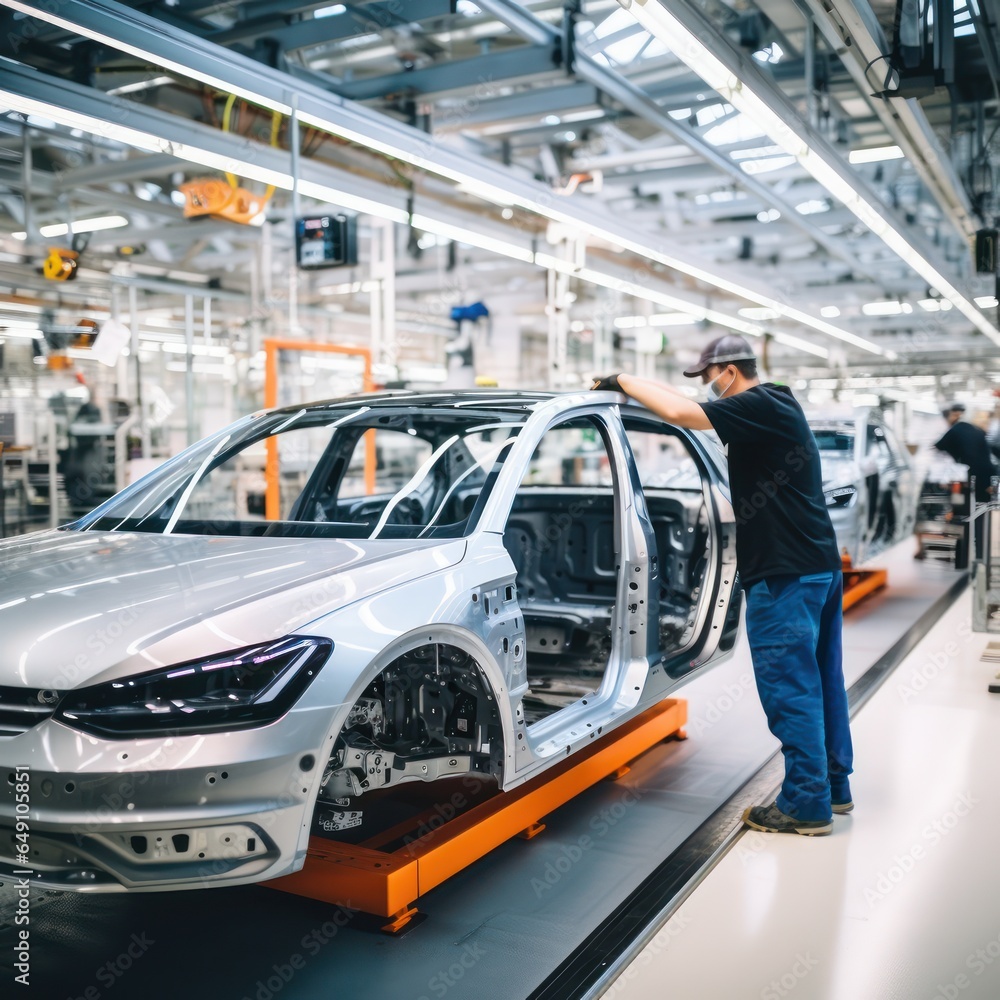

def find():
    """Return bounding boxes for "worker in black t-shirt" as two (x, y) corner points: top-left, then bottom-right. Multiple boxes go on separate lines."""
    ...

(936, 403), (995, 504)
(592, 335), (852, 836)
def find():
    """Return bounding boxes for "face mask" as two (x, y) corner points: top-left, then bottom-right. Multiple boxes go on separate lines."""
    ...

(706, 369), (736, 400)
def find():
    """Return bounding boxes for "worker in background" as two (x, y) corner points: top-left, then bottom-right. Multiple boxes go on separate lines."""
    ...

(936, 402), (996, 560)
(937, 403), (995, 504)
(592, 335), (852, 836)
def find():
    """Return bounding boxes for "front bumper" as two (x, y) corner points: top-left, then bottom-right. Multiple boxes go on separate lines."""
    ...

(0, 707), (332, 892)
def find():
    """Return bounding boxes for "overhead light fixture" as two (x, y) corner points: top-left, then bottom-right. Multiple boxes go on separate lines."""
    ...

(738, 306), (781, 321)
(314, 3), (346, 16)
(751, 42), (783, 65)
(848, 145), (905, 165)
(13, 214), (130, 239)
(105, 75), (173, 97)
(619, 0), (1000, 348)
(649, 312), (699, 326)
(38, 215), (128, 239)
(410, 214), (535, 263)
(795, 200), (830, 215)
(820, 306), (841, 318)
(862, 300), (904, 316)
(614, 316), (647, 329)
(975, 295), (999, 309)
(0, 7), (875, 357)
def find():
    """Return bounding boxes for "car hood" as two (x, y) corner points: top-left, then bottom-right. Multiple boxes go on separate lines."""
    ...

(0, 530), (465, 690)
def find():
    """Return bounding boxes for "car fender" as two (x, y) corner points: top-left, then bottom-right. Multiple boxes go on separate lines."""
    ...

(291, 622), (518, 862)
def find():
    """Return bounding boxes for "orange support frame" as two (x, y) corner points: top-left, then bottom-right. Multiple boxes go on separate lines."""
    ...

(263, 338), (375, 521)
(841, 552), (888, 611)
(266, 698), (687, 932)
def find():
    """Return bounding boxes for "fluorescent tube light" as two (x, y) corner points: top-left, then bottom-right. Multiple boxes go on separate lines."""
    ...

(34, 214), (129, 238)
(649, 313), (699, 326)
(409, 214), (535, 263)
(849, 145), (904, 164)
(738, 307), (781, 321)
(795, 200), (830, 215)
(862, 300), (904, 316)
(106, 75), (173, 96)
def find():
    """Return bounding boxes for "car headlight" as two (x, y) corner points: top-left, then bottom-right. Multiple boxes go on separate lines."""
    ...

(824, 486), (858, 508)
(55, 636), (331, 738)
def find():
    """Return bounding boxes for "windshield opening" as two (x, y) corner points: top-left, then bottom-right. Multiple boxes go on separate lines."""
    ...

(76, 406), (525, 540)
(812, 429), (854, 453)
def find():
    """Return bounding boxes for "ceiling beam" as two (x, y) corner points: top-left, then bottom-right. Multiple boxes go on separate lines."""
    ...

(206, 0), (456, 50)
(332, 45), (559, 101)
(432, 81), (602, 130)
(53, 150), (180, 188)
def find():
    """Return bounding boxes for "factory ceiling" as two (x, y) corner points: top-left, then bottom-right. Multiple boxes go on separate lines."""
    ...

(0, 0), (997, 377)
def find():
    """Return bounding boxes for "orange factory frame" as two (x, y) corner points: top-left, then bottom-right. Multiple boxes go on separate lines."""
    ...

(266, 698), (687, 933)
(841, 553), (888, 611)
(263, 338), (376, 520)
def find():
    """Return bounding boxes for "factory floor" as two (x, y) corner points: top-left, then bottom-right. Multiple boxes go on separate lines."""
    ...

(609, 569), (1000, 1000)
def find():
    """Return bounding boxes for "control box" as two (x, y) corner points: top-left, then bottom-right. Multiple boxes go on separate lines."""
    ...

(295, 214), (358, 270)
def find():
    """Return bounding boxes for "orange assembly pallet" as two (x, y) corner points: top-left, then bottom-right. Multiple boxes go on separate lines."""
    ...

(266, 697), (687, 933)
(842, 552), (887, 611)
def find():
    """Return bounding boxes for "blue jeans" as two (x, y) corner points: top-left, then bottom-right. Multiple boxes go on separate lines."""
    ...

(744, 572), (853, 822)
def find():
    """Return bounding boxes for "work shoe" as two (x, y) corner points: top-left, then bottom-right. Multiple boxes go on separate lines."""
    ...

(832, 800), (854, 814)
(742, 802), (833, 836)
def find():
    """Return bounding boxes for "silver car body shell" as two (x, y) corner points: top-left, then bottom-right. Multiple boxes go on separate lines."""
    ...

(811, 407), (918, 564)
(0, 391), (737, 892)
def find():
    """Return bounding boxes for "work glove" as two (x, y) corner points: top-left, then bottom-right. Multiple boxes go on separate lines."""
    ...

(591, 374), (624, 392)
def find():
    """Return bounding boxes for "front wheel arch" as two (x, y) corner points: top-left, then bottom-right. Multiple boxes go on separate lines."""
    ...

(309, 628), (514, 826)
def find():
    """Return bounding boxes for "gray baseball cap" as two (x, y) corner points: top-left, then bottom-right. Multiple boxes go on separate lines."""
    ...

(682, 335), (757, 378)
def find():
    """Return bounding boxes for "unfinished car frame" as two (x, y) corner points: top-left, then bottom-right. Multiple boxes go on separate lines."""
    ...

(0, 390), (739, 892)
(811, 408), (919, 565)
